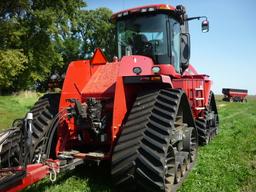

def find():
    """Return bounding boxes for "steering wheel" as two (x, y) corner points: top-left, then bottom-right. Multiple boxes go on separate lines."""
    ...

(142, 42), (153, 55)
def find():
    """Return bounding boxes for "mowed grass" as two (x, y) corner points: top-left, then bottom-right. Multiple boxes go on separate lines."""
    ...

(0, 92), (39, 130)
(179, 97), (256, 192)
(24, 163), (112, 192)
(0, 94), (255, 191)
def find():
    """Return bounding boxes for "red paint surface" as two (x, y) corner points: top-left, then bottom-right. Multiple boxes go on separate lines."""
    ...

(228, 92), (248, 97)
(82, 62), (119, 98)
(4, 164), (49, 192)
(112, 4), (176, 19)
(57, 49), (212, 157)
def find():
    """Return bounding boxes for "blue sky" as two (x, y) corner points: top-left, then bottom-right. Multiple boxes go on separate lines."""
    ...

(86, 0), (256, 94)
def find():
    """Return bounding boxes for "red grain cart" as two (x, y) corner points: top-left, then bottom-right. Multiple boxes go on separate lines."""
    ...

(222, 88), (248, 102)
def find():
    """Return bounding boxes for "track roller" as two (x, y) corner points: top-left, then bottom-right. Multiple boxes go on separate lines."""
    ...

(176, 156), (185, 177)
(176, 152), (189, 175)
(183, 127), (197, 162)
(174, 163), (182, 184)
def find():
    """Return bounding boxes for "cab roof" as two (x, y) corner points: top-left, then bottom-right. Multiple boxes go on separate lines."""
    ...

(112, 4), (176, 20)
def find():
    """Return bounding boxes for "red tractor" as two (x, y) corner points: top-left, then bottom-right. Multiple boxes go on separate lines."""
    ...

(0, 4), (219, 192)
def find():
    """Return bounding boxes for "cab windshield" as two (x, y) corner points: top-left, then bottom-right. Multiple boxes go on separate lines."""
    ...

(117, 14), (170, 64)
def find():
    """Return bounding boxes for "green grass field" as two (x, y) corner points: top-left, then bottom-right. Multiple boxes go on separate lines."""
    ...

(0, 94), (256, 192)
(0, 92), (39, 130)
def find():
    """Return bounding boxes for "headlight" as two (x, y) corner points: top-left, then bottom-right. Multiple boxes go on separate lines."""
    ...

(133, 67), (142, 75)
(152, 66), (161, 74)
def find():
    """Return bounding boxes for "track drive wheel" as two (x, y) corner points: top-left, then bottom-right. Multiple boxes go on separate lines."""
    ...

(111, 89), (197, 192)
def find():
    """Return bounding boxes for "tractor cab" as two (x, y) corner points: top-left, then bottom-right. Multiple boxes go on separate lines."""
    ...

(112, 4), (209, 73)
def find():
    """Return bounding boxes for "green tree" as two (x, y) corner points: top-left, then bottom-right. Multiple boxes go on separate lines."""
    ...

(0, 1), (116, 93)
(78, 8), (116, 60)
(21, 0), (86, 88)
(0, 0), (86, 91)
(0, 50), (28, 93)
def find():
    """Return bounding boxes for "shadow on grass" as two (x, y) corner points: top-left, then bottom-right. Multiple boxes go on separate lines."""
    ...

(24, 161), (112, 192)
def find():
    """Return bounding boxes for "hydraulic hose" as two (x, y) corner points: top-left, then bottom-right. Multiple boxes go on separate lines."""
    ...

(38, 108), (68, 162)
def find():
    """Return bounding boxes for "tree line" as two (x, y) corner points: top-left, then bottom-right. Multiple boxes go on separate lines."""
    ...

(0, 0), (115, 94)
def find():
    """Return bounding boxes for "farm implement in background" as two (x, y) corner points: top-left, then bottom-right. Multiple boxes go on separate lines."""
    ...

(222, 88), (248, 102)
(0, 4), (218, 192)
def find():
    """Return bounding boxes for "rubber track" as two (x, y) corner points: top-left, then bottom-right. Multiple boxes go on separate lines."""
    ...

(111, 89), (183, 192)
(28, 93), (60, 162)
(0, 129), (21, 166)
(195, 118), (208, 145)
(112, 90), (159, 191)
(0, 93), (60, 166)
(196, 91), (218, 145)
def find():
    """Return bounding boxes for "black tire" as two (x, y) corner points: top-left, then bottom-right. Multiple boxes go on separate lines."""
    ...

(111, 89), (196, 192)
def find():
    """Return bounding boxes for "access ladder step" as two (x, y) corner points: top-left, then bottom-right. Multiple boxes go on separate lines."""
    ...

(86, 152), (105, 158)
(195, 107), (205, 110)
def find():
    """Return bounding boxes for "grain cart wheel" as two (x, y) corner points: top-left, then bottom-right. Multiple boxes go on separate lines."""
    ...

(196, 91), (219, 145)
(111, 89), (197, 192)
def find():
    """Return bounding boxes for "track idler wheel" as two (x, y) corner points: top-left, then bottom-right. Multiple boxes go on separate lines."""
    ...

(183, 127), (198, 162)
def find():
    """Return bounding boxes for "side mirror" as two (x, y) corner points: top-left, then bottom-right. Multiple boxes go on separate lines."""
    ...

(202, 19), (209, 33)
(180, 33), (190, 72)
